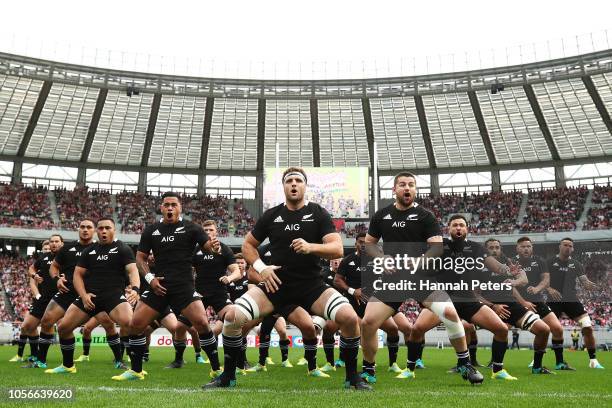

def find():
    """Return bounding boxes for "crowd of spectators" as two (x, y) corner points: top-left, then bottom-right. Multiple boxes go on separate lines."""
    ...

(115, 191), (159, 234)
(0, 183), (54, 230)
(0, 254), (32, 322)
(415, 191), (523, 235)
(231, 199), (255, 237)
(583, 185), (611, 230)
(55, 187), (114, 230)
(520, 186), (589, 233)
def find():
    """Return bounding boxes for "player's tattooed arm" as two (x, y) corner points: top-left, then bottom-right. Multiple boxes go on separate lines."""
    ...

(28, 265), (41, 299)
(135, 251), (151, 277)
(125, 263), (140, 304)
(577, 274), (598, 291)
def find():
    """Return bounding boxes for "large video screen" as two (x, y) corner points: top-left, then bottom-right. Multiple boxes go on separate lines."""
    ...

(263, 167), (369, 218)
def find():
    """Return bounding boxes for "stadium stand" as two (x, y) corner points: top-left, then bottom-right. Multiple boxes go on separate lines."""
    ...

(583, 185), (612, 230)
(55, 187), (114, 230)
(520, 186), (589, 232)
(0, 183), (54, 230)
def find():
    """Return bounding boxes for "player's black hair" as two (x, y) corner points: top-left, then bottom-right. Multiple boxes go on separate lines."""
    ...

(282, 167), (308, 184)
(448, 214), (468, 225)
(516, 236), (532, 244)
(161, 191), (181, 202)
(484, 238), (501, 246)
(393, 171), (417, 186)
(97, 217), (115, 225)
(560, 237), (574, 243)
(80, 218), (96, 227)
(49, 234), (64, 242)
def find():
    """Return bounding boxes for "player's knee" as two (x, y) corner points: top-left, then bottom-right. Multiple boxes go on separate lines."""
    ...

(336, 306), (359, 329)
(493, 323), (508, 339)
(40, 316), (54, 332)
(57, 321), (71, 338)
(223, 307), (249, 335)
(443, 306), (460, 322)
(532, 320), (549, 336)
(550, 322), (563, 337)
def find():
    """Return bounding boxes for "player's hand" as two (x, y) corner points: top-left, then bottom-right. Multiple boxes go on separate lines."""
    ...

(57, 275), (69, 293)
(210, 237), (221, 254)
(522, 301), (537, 313)
(507, 260), (522, 277)
(290, 238), (312, 255)
(83, 293), (96, 311)
(125, 288), (139, 305)
(261, 265), (282, 293)
(381, 255), (397, 276)
(151, 277), (167, 296)
(492, 304), (511, 320)
(526, 286), (539, 295)
(219, 275), (231, 285)
(353, 288), (364, 304)
(547, 288), (562, 302)
(32, 273), (43, 284)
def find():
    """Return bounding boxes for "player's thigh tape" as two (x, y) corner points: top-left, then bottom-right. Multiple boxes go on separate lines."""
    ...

(522, 311), (540, 331)
(578, 315), (592, 328)
(233, 293), (260, 321)
(312, 316), (327, 332)
(430, 301), (465, 340)
(323, 292), (350, 321)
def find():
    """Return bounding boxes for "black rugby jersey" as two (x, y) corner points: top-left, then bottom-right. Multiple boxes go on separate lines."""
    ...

(367, 203), (440, 258)
(228, 278), (249, 302)
(547, 255), (585, 301)
(77, 240), (135, 292)
(33, 252), (56, 298)
(435, 238), (487, 298)
(479, 253), (514, 302)
(337, 252), (365, 289)
(251, 202), (336, 282)
(193, 242), (236, 295)
(138, 219), (209, 287)
(515, 255), (548, 301)
(53, 241), (93, 288)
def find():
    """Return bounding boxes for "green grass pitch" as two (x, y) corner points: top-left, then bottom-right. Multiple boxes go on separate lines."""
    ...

(0, 346), (609, 407)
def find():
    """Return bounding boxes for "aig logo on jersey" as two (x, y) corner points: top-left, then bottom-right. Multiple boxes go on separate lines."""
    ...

(285, 224), (300, 231)
(392, 221), (406, 228)
(161, 235), (175, 242)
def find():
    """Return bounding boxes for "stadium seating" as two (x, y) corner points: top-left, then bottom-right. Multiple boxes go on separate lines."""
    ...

(520, 186), (589, 233)
(0, 184), (54, 230)
(583, 185), (612, 230)
(55, 187), (114, 230)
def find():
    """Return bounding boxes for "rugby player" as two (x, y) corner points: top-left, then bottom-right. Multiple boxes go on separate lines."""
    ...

(512, 237), (573, 371)
(411, 215), (519, 380)
(481, 238), (554, 374)
(46, 218), (138, 374)
(205, 167), (370, 390)
(360, 172), (483, 384)
(546, 238), (604, 369)
(113, 192), (219, 381)
(334, 233), (412, 380)
(19, 236), (63, 368)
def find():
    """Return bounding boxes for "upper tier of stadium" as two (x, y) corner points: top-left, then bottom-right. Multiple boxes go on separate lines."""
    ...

(0, 50), (611, 177)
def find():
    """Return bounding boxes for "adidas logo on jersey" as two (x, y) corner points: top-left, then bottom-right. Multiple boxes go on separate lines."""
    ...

(152, 230), (161, 236)
(89, 250), (97, 255)
(69, 247), (76, 252)
(120, 295), (126, 300)
(264, 251), (271, 256)
(196, 250), (203, 255)
(383, 214), (392, 220)
(274, 216), (284, 223)
(193, 291), (202, 298)
(349, 261), (355, 265)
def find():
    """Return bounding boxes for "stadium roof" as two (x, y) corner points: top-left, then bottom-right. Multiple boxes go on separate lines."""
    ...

(0, 50), (611, 175)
